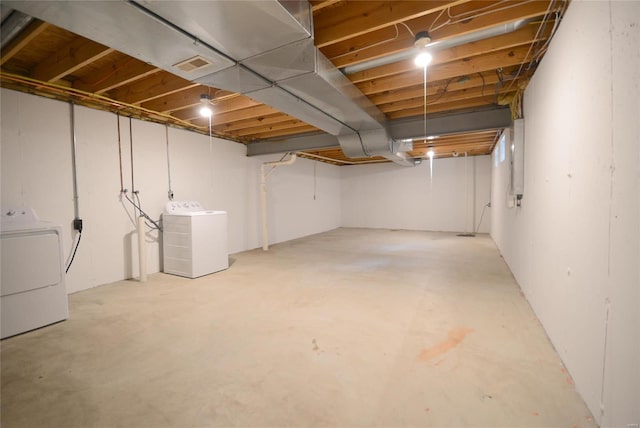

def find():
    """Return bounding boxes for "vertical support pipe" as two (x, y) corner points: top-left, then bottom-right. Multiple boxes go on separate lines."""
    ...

(116, 113), (124, 193)
(138, 216), (147, 282)
(165, 124), (173, 200)
(472, 156), (477, 232)
(260, 164), (268, 251)
(69, 102), (80, 219)
(464, 152), (470, 234)
(260, 153), (297, 251)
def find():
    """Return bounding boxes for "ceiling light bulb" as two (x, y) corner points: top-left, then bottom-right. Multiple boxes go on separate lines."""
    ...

(200, 106), (212, 118)
(427, 148), (435, 158)
(414, 51), (432, 68)
(199, 94), (213, 117)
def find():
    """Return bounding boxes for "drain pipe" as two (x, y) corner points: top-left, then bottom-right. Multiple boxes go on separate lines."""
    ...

(260, 153), (297, 251)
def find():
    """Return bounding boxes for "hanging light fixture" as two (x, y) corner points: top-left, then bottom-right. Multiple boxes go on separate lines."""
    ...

(414, 31), (433, 68)
(199, 94), (213, 118)
(414, 30), (435, 182)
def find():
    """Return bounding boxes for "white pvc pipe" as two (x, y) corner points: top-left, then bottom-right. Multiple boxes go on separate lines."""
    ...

(137, 216), (147, 282)
(260, 153), (297, 251)
(464, 152), (469, 234)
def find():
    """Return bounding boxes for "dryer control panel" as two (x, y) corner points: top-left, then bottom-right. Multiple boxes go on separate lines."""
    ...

(1, 207), (39, 228)
(165, 201), (203, 214)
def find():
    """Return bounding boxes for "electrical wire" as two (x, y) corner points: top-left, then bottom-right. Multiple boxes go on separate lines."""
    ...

(398, 22), (415, 37)
(429, 8), (449, 32)
(330, 24), (400, 60)
(447, 0), (514, 20)
(122, 191), (162, 231)
(474, 203), (489, 234)
(129, 117), (136, 217)
(502, 0), (557, 95)
(65, 231), (82, 273)
(117, 113), (124, 192)
(313, 161), (317, 200)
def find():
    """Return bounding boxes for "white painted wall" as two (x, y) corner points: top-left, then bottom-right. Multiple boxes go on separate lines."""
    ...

(342, 155), (492, 233)
(1, 89), (342, 293)
(490, 1), (639, 426)
(259, 154), (342, 247)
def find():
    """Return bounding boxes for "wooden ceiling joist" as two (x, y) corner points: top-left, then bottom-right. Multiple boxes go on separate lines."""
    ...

(325, 0), (555, 69)
(368, 70), (511, 105)
(379, 80), (522, 113)
(0, 19), (50, 67)
(31, 37), (114, 83)
(108, 71), (198, 105)
(246, 124), (319, 140)
(356, 44), (533, 95)
(347, 23), (551, 83)
(213, 113), (293, 134)
(386, 95), (513, 119)
(73, 58), (160, 94)
(313, 0), (468, 47)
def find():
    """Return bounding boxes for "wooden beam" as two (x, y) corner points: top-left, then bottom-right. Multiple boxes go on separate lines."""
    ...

(210, 104), (282, 126)
(245, 124), (318, 140)
(325, 0), (556, 68)
(214, 113), (294, 133)
(108, 71), (197, 105)
(314, 0), (468, 48)
(141, 87), (237, 113)
(385, 93), (515, 119)
(233, 119), (310, 137)
(171, 96), (267, 121)
(311, 0), (342, 12)
(32, 37), (114, 82)
(356, 45), (532, 95)
(378, 79), (522, 113)
(368, 71), (505, 105)
(0, 20), (49, 66)
(74, 57), (160, 94)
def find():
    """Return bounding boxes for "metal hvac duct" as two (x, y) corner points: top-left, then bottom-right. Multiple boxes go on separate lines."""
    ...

(7, 0), (415, 165)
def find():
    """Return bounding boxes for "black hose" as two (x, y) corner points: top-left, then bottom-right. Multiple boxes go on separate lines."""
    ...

(66, 232), (82, 273)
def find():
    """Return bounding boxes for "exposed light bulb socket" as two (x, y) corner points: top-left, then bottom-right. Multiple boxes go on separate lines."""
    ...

(200, 94), (212, 103)
(414, 31), (432, 48)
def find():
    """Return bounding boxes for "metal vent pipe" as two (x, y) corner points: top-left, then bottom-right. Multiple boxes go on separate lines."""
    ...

(342, 19), (531, 75)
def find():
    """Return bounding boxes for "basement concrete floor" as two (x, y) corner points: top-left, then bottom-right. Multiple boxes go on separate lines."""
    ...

(1, 228), (595, 428)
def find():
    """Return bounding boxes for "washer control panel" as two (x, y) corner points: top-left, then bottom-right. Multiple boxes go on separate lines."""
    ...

(165, 201), (204, 214)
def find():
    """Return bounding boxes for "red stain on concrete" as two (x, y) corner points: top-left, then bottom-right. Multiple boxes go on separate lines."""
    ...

(566, 377), (574, 385)
(532, 412), (540, 416)
(418, 327), (474, 361)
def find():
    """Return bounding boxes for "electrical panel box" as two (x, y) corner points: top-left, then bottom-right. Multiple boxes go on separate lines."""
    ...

(510, 118), (525, 197)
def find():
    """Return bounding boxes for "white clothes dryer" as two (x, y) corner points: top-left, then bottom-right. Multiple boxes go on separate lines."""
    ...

(1, 207), (69, 339)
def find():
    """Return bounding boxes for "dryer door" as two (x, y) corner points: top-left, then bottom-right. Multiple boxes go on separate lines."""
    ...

(1, 230), (62, 297)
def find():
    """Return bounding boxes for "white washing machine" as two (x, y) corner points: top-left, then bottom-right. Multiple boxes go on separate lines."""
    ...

(163, 201), (228, 278)
(1, 207), (69, 339)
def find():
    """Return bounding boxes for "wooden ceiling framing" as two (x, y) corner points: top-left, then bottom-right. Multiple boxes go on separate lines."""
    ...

(0, 0), (568, 165)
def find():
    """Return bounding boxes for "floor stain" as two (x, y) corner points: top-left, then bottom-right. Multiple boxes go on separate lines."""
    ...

(417, 327), (474, 361)
(312, 338), (319, 352)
